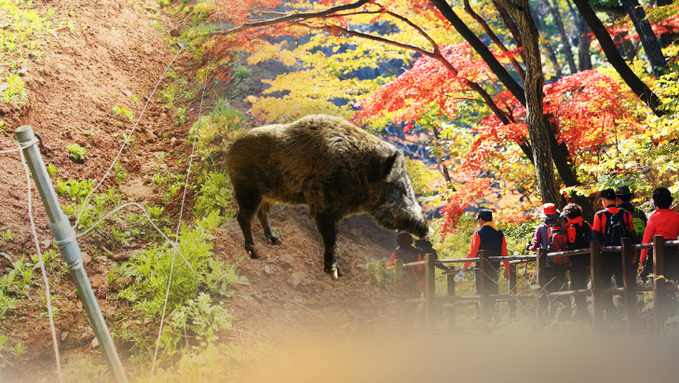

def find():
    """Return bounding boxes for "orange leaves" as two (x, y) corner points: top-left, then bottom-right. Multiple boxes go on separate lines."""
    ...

(354, 42), (492, 125)
(478, 70), (643, 157)
(439, 176), (492, 237)
(543, 70), (642, 153)
(219, 0), (283, 25)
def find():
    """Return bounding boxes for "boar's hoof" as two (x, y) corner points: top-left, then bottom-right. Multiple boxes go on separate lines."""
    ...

(246, 245), (260, 259)
(325, 264), (344, 279)
(267, 235), (282, 245)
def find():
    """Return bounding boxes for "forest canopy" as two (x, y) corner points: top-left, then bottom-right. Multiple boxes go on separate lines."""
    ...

(209, 0), (679, 236)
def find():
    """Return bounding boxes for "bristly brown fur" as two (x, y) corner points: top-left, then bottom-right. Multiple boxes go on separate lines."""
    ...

(225, 114), (429, 276)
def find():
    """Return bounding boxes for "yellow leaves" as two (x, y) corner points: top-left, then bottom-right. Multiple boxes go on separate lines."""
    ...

(246, 40), (299, 66)
(248, 95), (348, 124)
(247, 66), (383, 123)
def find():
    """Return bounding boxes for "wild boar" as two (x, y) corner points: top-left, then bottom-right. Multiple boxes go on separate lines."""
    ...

(225, 114), (429, 278)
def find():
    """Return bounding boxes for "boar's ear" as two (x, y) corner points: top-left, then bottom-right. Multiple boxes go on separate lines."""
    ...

(368, 151), (399, 182)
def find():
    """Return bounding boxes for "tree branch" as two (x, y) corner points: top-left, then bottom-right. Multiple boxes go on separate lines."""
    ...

(215, 0), (374, 35)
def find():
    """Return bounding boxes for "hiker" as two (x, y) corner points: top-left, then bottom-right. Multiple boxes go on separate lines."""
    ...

(592, 188), (636, 318)
(459, 209), (510, 317)
(414, 238), (453, 272)
(530, 203), (570, 320)
(562, 203), (593, 320)
(615, 185), (649, 281)
(639, 187), (679, 321)
(386, 232), (424, 297)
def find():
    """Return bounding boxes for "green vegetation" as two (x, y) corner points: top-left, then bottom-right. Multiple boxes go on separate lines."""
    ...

(0, 0), (51, 107)
(0, 250), (59, 321)
(192, 99), (246, 160)
(113, 104), (135, 123)
(66, 143), (87, 163)
(2, 73), (28, 104)
(110, 216), (246, 359)
(0, 253), (37, 297)
(1, 229), (16, 242)
(193, 171), (235, 218)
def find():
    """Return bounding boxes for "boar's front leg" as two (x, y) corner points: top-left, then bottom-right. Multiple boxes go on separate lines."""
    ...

(314, 213), (343, 278)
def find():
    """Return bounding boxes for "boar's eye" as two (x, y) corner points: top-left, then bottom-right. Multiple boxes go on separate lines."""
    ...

(395, 180), (406, 194)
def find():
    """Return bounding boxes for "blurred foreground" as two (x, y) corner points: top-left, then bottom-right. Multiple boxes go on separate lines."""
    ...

(237, 330), (678, 383)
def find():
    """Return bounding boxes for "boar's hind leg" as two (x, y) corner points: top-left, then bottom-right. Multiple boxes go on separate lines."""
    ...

(257, 202), (282, 245)
(314, 213), (343, 278)
(235, 189), (262, 259)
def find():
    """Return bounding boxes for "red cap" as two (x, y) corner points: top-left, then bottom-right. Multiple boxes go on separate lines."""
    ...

(542, 203), (557, 216)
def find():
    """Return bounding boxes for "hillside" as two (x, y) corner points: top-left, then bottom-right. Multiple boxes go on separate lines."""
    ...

(0, 1), (410, 381)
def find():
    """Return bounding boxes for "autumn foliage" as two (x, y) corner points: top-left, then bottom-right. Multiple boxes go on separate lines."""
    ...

(208, 0), (679, 239)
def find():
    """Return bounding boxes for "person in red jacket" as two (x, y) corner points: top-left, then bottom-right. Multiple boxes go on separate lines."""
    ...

(460, 209), (510, 317)
(591, 188), (636, 318)
(639, 187), (679, 276)
(639, 187), (679, 322)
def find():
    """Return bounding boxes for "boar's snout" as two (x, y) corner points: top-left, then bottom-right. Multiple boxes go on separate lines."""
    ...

(414, 219), (430, 239)
(373, 203), (429, 239)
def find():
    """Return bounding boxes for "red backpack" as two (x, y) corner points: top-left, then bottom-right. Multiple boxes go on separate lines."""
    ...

(546, 223), (569, 264)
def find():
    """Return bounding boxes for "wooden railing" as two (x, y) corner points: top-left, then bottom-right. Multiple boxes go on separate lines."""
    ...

(394, 235), (679, 332)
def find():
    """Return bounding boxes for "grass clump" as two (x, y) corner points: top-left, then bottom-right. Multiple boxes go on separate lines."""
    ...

(66, 143), (87, 163)
(193, 171), (235, 218)
(110, 216), (247, 360)
(114, 219), (246, 318)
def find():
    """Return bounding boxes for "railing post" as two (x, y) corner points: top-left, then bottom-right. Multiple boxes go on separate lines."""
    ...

(509, 263), (517, 318)
(590, 240), (603, 329)
(653, 235), (666, 330)
(446, 270), (457, 328)
(478, 249), (491, 323)
(621, 237), (636, 333)
(536, 248), (548, 327)
(394, 258), (403, 284)
(16, 126), (128, 383)
(423, 253), (436, 329)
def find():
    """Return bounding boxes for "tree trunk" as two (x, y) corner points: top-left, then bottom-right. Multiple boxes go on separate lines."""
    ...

(545, 0), (577, 74)
(572, 0), (664, 116)
(495, 0), (561, 205)
(430, 125), (453, 184)
(656, 0), (675, 47)
(463, 0), (526, 81)
(543, 39), (564, 79)
(576, 16), (592, 71)
(620, 0), (667, 77)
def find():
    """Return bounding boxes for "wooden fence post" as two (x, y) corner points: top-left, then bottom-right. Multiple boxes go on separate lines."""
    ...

(509, 263), (517, 318)
(447, 271), (457, 328)
(590, 240), (603, 329)
(394, 259), (403, 284)
(478, 249), (491, 323)
(653, 235), (666, 330)
(536, 248), (548, 327)
(621, 237), (636, 333)
(423, 253), (436, 329)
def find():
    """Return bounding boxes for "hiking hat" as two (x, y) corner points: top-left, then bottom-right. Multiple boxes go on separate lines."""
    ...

(476, 209), (493, 222)
(615, 185), (633, 197)
(540, 203), (560, 219)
